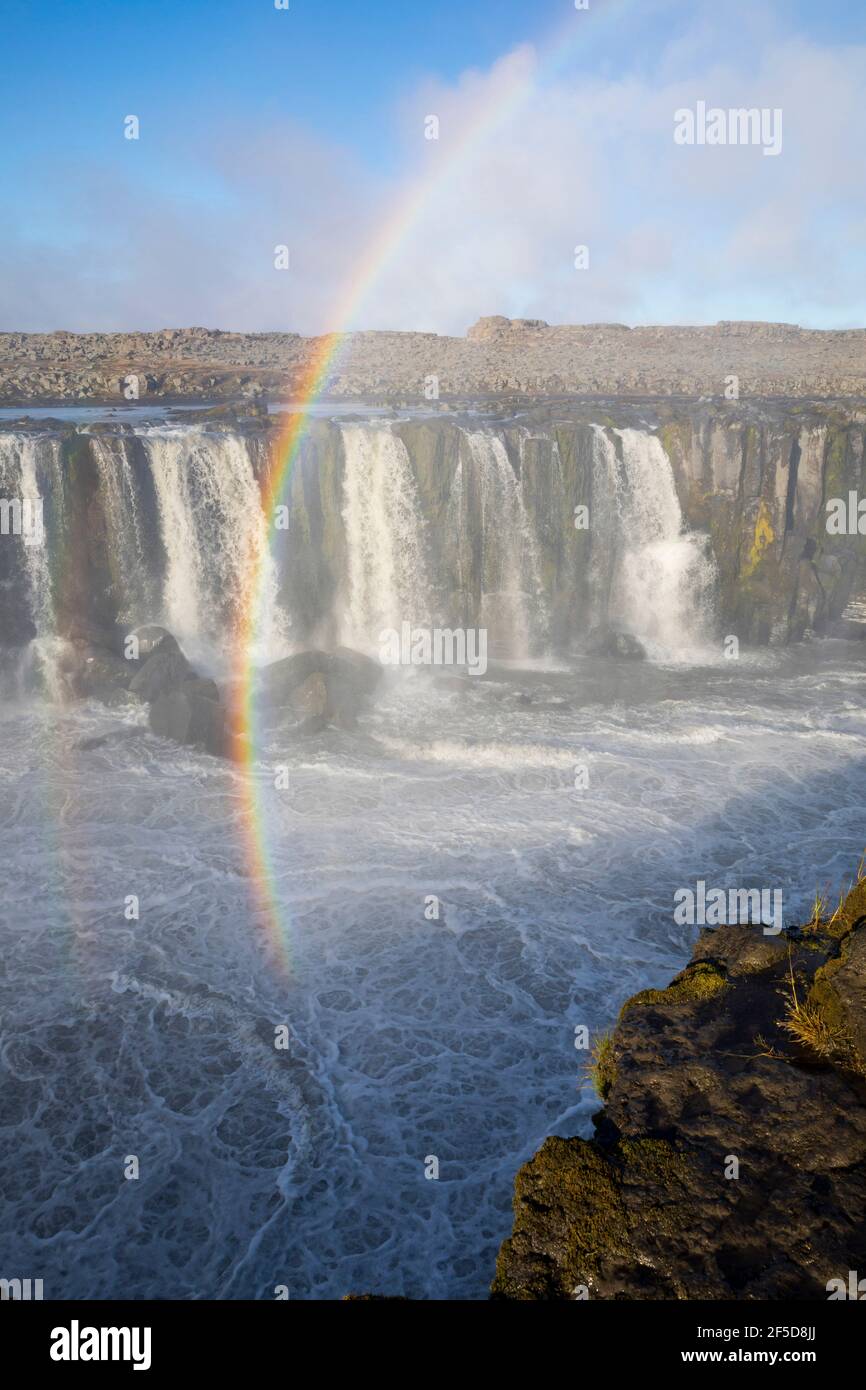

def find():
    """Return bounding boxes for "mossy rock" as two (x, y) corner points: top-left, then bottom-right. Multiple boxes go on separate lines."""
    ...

(491, 1136), (692, 1300)
(831, 876), (866, 936)
(619, 959), (727, 1017)
(805, 908), (866, 1072)
(491, 1137), (629, 1299)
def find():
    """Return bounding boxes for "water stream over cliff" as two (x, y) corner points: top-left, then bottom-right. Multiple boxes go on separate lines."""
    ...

(0, 414), (733, 676)
(340, 424), (434, 648)
(144, 427), (286, 665)
(462, 429), (548, 658)
(590, 426), (717, 655)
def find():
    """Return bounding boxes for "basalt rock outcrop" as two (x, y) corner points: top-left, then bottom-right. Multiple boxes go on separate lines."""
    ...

(54, 620), (385, 755)
(492, 880), (866, 1301)
(150, 678), (227, 758)
(2, 399), (865, 657)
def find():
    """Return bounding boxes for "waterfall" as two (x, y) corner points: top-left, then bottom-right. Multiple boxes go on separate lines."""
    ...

(0, 417), (722, 687)
(462, 430), (547, 659)
(340, 424), (433, 648)
(0, 434), (56, 633)
(0, 433), (67, 695)
(142, 427), (286, 666)
(91, 435), (155, 623)
(590, 426), (716, 654)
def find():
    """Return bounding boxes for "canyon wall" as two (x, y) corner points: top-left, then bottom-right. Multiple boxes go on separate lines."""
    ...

(1, 401), (865, 676)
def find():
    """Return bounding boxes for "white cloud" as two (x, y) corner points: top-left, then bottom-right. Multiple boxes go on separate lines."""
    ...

(359, 15), (866, 331)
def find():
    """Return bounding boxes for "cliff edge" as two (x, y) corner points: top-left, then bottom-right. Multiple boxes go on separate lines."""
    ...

(492, 876), (866, 1300)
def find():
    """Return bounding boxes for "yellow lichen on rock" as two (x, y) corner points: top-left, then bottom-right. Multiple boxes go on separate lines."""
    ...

(743, 498), (775, 576)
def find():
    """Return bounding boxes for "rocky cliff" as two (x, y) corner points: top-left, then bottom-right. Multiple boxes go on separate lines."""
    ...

(1, 400), (865, 658)
(492, 876), (866, 1300)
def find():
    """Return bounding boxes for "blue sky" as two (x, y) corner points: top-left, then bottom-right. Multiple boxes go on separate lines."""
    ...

(2, 0), (865, 332)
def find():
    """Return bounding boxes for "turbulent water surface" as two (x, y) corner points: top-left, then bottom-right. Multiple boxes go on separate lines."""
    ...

(1, 644), (864, 1299)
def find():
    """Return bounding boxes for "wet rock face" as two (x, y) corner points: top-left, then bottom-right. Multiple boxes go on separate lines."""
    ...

(66, 644), (138, 702)
(492, 885), (866, 1301)
(258, 647), (383, 731)
(584, 626), (647, 660)
(129, 635), (192, 703)
(1, 401), (863, 654)
(149, 681), (226, 758)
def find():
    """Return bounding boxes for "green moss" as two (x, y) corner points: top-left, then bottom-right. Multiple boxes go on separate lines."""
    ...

(491, 1135), (693, 1299)
(832, 876), (866, 937)
(659, 420), (690, 463)
(491, 1137), (629, 1299)
(620, 960), (727, 1017)
(822, 427), (849, 507)
(618, 1137), (691, 1186)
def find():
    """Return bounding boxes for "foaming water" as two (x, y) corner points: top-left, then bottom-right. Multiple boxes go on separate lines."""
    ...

(340, 424), (434, 648)
(463, 429), (548, 658)
(144, 427), (287, 666)
(90, 435), (155, 622)
(0, 433), (67, 696)
(1, 643), (864, 1299)
(591, 426), (717, 657)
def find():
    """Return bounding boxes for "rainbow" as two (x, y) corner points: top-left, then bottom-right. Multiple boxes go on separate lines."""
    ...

(233, 0), (631, 968)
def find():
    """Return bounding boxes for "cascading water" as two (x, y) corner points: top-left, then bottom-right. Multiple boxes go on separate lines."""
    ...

(590, 426), (716, 655)
(340, 424), (434, 649)
(142, 427), (286, 667)
(0, 419), (721, 681)
(0, 433), (66, 695)
(462, 429), (547, 659)
(0, 434), (55, 632)
(91, 434), (155, 623)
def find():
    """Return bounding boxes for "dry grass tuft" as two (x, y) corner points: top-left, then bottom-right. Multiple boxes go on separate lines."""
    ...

(781, 958), (851, 1063)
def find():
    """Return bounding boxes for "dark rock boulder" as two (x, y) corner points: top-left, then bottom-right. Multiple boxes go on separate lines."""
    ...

(327, 646), (383, 696)
(258, 647), (384, 731)
(259, 650), (332, 702)
(184, 675), (219, 703)
(584, 626), (647, 660)
(0, 599), (37, 646)
(130, 624), (174, 657)
(130, 634), (193, 704)
(61, 617), (130, 656)
(149, 679), (226, 757)
(66, 644), (139, 702)
(492, 878), (866, 1301)
(828, 618), (866, 640)
(288, 671), (329, 720)
(323, 650), (381, 730)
